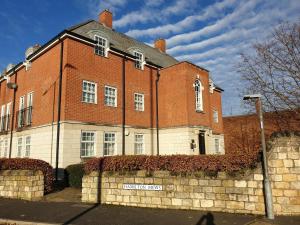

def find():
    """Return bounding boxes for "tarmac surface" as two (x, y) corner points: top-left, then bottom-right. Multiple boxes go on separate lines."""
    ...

(0, 198), (300, 225)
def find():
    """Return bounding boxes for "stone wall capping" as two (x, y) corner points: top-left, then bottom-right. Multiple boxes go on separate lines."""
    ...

(0, 169), (44, 201)
(82, 136), (300, 215)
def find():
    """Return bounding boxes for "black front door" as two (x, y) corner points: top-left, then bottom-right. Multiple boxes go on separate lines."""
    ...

(199, 132), (206, 155)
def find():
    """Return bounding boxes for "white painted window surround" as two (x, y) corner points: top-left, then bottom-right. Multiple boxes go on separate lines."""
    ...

(82, 80), (97, 104)
(194, 80), (203, 112)
(16, 135), (31, 158)
(80, 131), (95, 157)
(17, 137), (22, 157)
(134, 51), (144, 70)
(25, 136), (31, 157)
(104, 86), (117, 107)
(134, 134), (144, 155)
(104, 132), (116, 156)
(94, 35), (108, 57)
(215, 139), (220, 153)
(134, 93), (144, 111)
(213, 110), (218, 123)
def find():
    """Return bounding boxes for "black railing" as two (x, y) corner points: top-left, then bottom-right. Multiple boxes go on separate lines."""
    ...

(16, 106), (32, 129)
(0, 115), (10, 133)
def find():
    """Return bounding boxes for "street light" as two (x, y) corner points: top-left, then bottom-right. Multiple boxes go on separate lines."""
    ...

(6, 79), (18, 159)
(243, 94), (274, 220)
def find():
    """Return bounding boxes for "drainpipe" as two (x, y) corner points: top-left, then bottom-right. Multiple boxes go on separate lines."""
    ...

(8, 70), (18, 158)
(122, 55), (126, 155)
(155, 70), (160, 155)
(55, 40), (64, 181)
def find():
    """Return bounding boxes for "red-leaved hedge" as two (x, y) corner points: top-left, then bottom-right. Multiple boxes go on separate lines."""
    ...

(84, 153), (260, 175)
(0, 158), (54, 193)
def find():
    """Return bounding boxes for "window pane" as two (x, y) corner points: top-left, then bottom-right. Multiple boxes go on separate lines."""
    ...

(104, 133), (115, 156)
(82, 81), (96, 104)
(81, 131), (95, 157)
(105, 86), (117, 107)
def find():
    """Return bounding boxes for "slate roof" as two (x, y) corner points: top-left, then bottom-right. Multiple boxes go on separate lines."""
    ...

(67, 20), (178, 68)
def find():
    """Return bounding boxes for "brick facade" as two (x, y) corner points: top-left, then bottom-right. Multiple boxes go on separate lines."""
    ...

(0, 10), (224, 168)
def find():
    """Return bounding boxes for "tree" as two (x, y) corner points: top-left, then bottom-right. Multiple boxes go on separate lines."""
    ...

(237, 21), (300, 127)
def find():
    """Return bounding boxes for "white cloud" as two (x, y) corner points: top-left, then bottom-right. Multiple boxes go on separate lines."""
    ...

(145, 0), (165, 7)
(166, 0), (260, 47)
(167, 27), (252, 55)
(125, 0), (239, 38)
(86, 0), (128, 17)
(114, 0), (196, 28)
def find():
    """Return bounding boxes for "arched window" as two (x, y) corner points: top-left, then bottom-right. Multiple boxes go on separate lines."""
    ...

(194, 80), (203, 111)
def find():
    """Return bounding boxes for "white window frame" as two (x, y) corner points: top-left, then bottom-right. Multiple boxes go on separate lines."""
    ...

(3, 139), (8, 158)
(17, 137), (23, 157)
(103, 132), (116, 156)
(134, 134), (144, 155)
(194, 80), (203, 112)
(0, 140), (2, 157)
(5, 102), (11, 131)
(213, 110), (218, 123)
(0, 105), (5, 131)
(80, 131), (96, 158)
(134, 93), (144, 111)
(18, 96), (25, 128)
(82, 80), (97, 104)
(26, 92), (33, 125)
(104, 85), (117, 107)
(134, 51), (144, 70)
(25, 136), (31, 157)
(94, 35), (108, 57)
(215, 139), (220, 154)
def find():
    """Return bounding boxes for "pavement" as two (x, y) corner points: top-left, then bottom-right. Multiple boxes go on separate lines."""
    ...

(0, 198), (300, 225)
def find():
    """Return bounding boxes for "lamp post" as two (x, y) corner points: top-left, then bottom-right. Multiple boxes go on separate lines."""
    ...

(7, 79), (18, 159)
(243, 94), (274, 220)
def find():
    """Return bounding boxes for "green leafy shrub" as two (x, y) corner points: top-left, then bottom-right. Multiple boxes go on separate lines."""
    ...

(0, 158), (54, 193)
(65, 163), (85, 188)
(84, 153), (259, 175)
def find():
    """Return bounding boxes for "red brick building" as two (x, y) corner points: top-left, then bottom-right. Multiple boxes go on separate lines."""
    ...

(223, 110), (300, 155)
(0, 10), (224, 169)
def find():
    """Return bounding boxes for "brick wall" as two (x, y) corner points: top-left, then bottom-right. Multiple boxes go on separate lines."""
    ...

(0, 170), (44, 200)
(223, 111), (299, 155)
(82, 135), (300, 215)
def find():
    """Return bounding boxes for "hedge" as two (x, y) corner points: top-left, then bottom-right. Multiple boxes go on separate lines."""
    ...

(0, 158), (54, 193)
(65, 163), (84, 188)
(84, 153), (259, 175)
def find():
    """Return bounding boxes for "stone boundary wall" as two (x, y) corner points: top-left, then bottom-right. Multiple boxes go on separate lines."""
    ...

(82, 136), (300, 215)
(0, 170), (44, 200)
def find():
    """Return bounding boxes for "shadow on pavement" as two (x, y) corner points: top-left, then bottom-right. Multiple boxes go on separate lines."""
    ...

(62, 203), (99, 225)
(196, 212), (215, 225)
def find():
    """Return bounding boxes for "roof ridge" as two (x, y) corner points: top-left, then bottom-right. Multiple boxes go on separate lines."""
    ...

(67, 19), (94, 31)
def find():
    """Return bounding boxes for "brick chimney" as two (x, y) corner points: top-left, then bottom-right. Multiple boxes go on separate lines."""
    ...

(99, 9), (112, 28)
(154, 39), (166, 53)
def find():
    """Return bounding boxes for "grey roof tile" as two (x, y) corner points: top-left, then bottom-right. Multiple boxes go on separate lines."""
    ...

(68, 20), (178, 68)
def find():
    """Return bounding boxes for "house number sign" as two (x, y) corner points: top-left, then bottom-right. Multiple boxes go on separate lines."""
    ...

(123, 184), (162, 191)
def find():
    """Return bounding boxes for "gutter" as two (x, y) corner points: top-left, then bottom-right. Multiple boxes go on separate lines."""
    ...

(122, 55), (127, 155)
(155, 70), (160, 155)
(8, 70), (18, 158)
(55, 40), (64, 181)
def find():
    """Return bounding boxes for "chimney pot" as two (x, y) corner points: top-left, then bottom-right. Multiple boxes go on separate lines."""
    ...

(154, 39), (166, 53)
(99, 9), (113, 28)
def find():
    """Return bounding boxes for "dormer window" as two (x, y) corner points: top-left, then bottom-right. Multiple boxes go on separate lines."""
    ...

(134, 51), (144, 70)
(94, 35), (108, 57)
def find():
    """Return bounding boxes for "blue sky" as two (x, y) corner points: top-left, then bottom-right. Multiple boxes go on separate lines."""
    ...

(0, 0), (299, 115)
